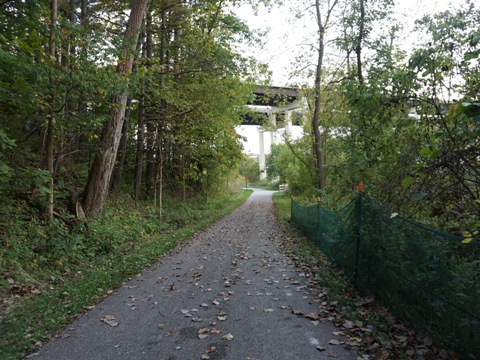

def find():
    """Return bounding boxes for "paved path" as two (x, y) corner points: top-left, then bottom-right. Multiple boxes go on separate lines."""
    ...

(32, 189), (358, 360)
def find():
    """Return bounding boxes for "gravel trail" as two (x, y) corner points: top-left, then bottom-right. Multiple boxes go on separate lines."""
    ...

(32, 189), (358, 360)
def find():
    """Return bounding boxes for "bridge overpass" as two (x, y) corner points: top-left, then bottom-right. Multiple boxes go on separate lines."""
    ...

(241, 86), (304, 180)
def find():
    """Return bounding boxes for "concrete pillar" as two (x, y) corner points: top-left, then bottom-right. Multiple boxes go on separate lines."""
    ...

(258, 128), (266, 180)
(285, 111), (292, 137)
(269, 112), (276, 147)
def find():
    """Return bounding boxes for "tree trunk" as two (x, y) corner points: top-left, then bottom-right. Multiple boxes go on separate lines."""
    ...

(111, 95), (132, 192)
(112, 32), (142, 193)
(46, 0), (57, 224)
(311, 0), (339, 191)
(312, 0), (326, 190)
(145, 10), (155, 200)
(134, 83), (145, 204)
(356, 0), (365, 83)
(82, 0), (149, 216)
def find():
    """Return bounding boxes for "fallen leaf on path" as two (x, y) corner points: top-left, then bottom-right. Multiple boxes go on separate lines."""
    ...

(205, 346), (216, 354)
(316, 345), (327, 351)
(101, 315), (119, 327)
(329, 339), (344, 345)
(222, 333), (234, 341)
(306, 313), (321, 320)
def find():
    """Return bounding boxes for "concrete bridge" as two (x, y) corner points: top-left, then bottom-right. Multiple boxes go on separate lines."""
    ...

(242, 87), (304, 180)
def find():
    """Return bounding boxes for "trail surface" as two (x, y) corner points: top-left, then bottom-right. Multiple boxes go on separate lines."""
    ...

(32, 189), (358, 360)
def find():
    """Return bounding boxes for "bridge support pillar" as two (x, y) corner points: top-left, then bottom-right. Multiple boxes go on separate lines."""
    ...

(285, 111), (293, 137)
(258, 128), (266, 181)
(269, 112), (276, 147)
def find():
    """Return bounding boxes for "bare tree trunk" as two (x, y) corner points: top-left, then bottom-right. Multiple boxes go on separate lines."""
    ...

(82, 0), (149, 216)
(69, 0), (76, 62)
(111, 95), (132, 193)
(134, 82), (145, 204)
(356, 0), (365, 83)
(145, 9), (155, 200)
(312, 0), (339, 190)
(112, 33), (142, 193)
(46, 0), (57, 224)
(157, 134), (164, 219)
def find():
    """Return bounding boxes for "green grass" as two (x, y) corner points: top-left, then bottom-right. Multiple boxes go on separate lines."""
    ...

(0, 189), (252, 359)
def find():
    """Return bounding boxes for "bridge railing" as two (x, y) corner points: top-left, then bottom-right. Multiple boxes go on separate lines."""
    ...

(291, 194), (480, 357)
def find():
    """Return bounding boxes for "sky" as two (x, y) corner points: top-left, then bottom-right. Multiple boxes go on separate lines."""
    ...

(234, 0), (458, 155)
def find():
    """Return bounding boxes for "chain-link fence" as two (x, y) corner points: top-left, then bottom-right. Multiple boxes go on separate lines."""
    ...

(291, 194), (479, 357)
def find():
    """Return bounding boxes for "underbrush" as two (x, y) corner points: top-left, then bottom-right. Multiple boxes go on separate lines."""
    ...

(0, 189), (252, 359)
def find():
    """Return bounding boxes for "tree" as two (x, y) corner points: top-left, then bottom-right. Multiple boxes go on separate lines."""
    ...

(46, 0), (58, 224)
(82, 0), (150, 216)
(311, 0), (339, 190)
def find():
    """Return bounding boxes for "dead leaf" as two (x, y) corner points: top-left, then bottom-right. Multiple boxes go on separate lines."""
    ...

(305, 313), (321, 320)
(222, 333), (234, 341)
(328, 339), (344, 345)
(217, 315), (227, 321)
(210, 329), (222, 334)
(205, 346), (216, 354)
(101, 315), (119, 327)
(343, 320), (354, 329)
(316, 345), (327, 351)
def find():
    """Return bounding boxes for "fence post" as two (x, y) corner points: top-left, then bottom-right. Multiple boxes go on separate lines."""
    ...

(353, 189), (363, 289)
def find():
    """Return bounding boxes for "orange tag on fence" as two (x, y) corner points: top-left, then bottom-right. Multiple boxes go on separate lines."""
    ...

(358, 183), (364, 192)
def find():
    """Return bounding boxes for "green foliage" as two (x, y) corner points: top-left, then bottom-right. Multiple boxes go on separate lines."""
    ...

(238, 154), (260, 185)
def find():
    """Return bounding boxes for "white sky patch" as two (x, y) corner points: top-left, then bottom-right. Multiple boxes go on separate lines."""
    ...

(235, 0), (458, 86)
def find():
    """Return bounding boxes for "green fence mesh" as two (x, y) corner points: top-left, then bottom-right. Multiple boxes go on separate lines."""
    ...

(291, 195), (480, 357)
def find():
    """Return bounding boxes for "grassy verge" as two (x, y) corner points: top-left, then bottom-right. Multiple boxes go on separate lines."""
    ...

(0, 190), (252, 359)
(272, 192), (456, 360)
